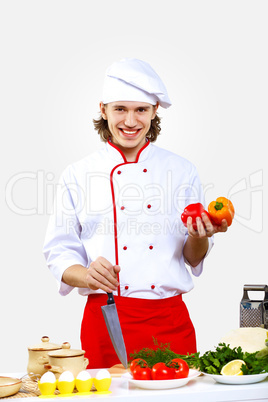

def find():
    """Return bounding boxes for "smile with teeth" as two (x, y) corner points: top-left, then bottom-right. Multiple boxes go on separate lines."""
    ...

(120, 128), (141, 135)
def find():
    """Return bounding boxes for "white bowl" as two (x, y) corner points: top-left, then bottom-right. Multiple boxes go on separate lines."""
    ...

(122, 369), (200, 390)
(202, 372), (268, 385)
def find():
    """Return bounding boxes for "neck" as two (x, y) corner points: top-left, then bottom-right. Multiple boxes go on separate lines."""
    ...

(109, 138), (148, 162)
(120, 147), (138, 162)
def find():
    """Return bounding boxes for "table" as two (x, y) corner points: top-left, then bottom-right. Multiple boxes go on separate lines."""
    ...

(3, 371), (268, 402)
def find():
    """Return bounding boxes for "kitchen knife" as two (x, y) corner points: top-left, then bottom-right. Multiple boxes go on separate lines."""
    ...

(101, 292), (128, 368)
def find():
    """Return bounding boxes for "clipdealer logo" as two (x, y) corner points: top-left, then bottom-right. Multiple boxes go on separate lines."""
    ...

(5, 171), (56, 215)
(67, 217), (184, 237)
(227, 169), (263, 233)
(5, 170), (204, 217)
(5, 169), (264, 233)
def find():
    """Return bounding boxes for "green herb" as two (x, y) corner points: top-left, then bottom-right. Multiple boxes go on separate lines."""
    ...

(242, 349), (268, 375)
(129, 340), (268, 375)
(129, 338), (183, 367)
(193, 343), (245, 374)
(197, 344), (268, 375)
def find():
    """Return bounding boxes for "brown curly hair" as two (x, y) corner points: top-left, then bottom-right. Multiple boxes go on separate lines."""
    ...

(93, 113), (161, 142)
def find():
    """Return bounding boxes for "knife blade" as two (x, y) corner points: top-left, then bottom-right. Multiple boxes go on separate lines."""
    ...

(101, 292), (128, 368)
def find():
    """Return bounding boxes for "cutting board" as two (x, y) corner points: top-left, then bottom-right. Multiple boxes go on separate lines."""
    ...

(108, 364), (130, 377)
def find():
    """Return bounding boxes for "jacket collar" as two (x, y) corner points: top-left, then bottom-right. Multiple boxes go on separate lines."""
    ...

(106, 139), (152, 163)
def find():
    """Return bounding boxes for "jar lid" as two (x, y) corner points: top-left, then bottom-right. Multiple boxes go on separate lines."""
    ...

(47, 342), (85, 358)
(28, 336), (62, 351)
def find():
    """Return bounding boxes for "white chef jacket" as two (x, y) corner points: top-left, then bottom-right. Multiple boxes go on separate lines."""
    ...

(43, 140), (213, 299)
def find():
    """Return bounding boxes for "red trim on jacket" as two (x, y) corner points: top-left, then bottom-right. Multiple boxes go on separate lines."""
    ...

(108, 140), (128, 163)
(134, 140), (150, 162)
(108, 140), (150, 296)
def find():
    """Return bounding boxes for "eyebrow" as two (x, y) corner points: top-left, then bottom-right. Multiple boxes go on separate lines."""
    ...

(111, 104), (152, 110)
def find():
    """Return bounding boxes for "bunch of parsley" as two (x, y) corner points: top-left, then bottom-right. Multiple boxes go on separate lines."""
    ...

(191, 343), (245, 374)
(178, 343), (268, 375)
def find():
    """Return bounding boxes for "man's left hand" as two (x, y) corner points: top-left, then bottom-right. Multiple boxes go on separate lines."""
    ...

(187, 212), (228, 238)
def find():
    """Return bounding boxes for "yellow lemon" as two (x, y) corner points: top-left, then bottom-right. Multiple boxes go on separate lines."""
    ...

(220, 360), (246, 376)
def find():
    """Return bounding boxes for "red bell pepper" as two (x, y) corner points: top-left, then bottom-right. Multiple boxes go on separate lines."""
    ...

(181, 203), (210, 230)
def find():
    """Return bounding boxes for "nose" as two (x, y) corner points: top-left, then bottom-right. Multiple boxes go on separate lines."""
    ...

(124, 111), (137, 127)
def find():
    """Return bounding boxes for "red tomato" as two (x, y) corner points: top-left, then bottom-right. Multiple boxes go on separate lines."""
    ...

(132, 365), (152, 380)
(151, 362), (175, 380)
(129, 358), (148, 374)
(170, 358), (189, 379)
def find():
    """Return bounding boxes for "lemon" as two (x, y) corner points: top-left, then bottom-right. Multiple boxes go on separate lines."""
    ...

(220, 360), (246, 376)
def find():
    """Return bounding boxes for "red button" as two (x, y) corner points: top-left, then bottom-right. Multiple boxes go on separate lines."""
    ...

(117, 170), (121, 175)
(149, 245), (153, 250)
(147, 204), (151, 209)
(125, 285), (129, 290)
(121, 206), (125, 210)
(151, 285), (155, 289)
(123, 246), (127, 250)
(143, 169), (147, 173)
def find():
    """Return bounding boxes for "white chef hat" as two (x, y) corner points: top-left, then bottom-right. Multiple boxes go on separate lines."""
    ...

(102, 58), (172, 109)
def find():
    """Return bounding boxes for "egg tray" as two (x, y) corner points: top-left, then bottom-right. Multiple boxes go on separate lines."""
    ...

(2, 376), (98, 399)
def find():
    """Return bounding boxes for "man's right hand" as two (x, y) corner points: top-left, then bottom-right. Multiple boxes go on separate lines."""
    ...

(62, 257), (120, 293)
(86, 256), (120, 293)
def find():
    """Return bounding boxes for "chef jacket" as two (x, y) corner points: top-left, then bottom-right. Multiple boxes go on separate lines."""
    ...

(43, 140), (213, 299)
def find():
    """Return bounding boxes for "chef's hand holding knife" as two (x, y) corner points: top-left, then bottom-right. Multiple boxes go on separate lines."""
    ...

(62, 257), (120, 293)
(86, 257), (120, 293)
(62, 257), (127, 367)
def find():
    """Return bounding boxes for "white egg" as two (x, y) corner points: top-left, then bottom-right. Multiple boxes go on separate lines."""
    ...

(58, 371), (75, 382)
(40, 371), (56, 384)
(95, 369), (111, 380)
(76, 370), (91, 381)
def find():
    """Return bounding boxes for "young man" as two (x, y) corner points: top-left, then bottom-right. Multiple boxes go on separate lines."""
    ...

(43, 58), (227, 368)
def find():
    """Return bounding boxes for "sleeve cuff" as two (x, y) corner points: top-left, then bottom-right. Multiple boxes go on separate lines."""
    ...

(49, 256), (88, 296)
(59, 281), (75, 296)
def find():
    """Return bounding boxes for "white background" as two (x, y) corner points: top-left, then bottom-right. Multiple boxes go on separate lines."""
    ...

(1, 0), (267, 372)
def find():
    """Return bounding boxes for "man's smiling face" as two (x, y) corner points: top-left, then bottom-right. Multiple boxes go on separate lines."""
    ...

(100, 101), (158, 159)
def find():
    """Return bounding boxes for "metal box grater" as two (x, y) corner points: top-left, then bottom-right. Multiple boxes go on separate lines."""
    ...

(240, 284), (268, 328)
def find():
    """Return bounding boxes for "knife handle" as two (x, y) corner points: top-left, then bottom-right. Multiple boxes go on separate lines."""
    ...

(107, 292), (115, 305)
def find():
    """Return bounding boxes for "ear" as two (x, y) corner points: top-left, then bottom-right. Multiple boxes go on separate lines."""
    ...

(152, 102), (159, 119)
(99, 102), (107, 120)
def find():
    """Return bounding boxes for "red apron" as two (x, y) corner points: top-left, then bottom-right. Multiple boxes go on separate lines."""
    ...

(80, 294), (196, 369)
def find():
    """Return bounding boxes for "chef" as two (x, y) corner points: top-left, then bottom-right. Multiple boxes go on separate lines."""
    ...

(43, 58), (228, 369)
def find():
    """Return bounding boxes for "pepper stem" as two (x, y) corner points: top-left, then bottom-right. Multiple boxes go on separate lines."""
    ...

(214, 201), (224, 211)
